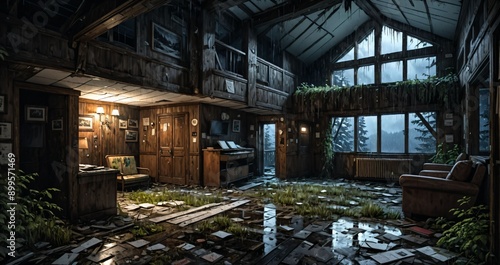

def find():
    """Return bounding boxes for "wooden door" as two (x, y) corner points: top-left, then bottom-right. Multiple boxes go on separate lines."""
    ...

(158, 114), (187, 185)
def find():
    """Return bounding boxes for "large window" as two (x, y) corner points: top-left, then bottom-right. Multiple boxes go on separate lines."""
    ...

(332, 25), (437, 86)
(479, 88), (490, 152)
(332, 112), (437, 154)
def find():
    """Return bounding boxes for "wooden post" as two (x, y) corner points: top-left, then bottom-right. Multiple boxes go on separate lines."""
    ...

(245, 22), (257, 107)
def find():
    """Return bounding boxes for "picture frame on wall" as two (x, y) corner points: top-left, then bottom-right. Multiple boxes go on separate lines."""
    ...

(119, 119), (128, 129)
(78, 115), (93, 131)
(0, 143), (12, 165)
(128, 119), (138, 128)
(0, 122), (12, 139)
(26, 105), (47, 122)
(0, 94), (6, 114)
(125, 130), (138, 142)
(152, 22), (181, 59)
(51, 119), (63, 131)
(232, 119), (241, 132)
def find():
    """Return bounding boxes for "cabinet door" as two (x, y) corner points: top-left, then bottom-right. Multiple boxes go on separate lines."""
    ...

(158, 114), (187, 185)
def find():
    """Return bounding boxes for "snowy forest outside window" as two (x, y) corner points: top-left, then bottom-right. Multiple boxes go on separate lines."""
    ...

(381, 114), (405, 153)
(332, 25), (437, 86)
(332, 112), (437, 154)
(479, 88), (490, 152)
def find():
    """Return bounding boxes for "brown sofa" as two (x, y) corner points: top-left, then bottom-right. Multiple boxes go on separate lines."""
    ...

(105, 155), (151, 192)
(399, 160), (486, 219)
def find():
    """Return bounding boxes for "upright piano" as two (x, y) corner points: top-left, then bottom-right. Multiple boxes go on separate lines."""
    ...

(203, 142), (254, 187)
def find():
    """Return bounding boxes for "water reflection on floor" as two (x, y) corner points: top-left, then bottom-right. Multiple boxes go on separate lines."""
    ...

(263, 203), (277, 254)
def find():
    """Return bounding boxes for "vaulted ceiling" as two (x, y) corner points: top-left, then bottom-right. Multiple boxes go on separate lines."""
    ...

(214, 0), (462, 64)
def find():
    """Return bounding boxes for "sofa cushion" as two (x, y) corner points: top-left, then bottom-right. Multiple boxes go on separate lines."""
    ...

(107, 156), (124, 173)
(119, 174), (149, 183)
(121, 156), (138, 175)
(446, 160), (473, 182)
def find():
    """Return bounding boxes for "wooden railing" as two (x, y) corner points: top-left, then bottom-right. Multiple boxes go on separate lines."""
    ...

(215, 40), (245, 77)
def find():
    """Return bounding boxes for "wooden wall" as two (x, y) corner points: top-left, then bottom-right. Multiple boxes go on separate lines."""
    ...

(78, 99), (140, 166)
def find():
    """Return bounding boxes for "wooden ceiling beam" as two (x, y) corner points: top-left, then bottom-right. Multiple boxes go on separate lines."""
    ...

(353, 0), (384, 26)
(252, 0), (342, 28)
(71, 0), (171, 43)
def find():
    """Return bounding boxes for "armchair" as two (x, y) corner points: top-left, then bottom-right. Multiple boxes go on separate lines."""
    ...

(399, 160), (486, 219)
(419, 152), (468, 177)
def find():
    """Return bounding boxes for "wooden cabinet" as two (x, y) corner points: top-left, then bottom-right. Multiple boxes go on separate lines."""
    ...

(203, 149), (254, 187)
(77, 168), (119, 220)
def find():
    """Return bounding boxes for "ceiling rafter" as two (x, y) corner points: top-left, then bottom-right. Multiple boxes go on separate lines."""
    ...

(280, 8), (330, 51)
(252, 0), (342, 29)
(390, 0), (412, 26)
(70, 0), (172, 43)
(422, 0), (434, 34)
(353, 0), (384, 26)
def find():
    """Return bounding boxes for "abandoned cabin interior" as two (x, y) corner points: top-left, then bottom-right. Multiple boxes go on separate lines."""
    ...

(1, 0), (500, 263)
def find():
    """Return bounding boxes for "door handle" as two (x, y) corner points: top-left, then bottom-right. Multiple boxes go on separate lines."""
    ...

(160, 149), (163, 155)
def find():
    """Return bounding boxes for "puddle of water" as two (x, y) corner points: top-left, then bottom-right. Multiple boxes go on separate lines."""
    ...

(331, 217), (402, 250)
(263, 203), (277, 254)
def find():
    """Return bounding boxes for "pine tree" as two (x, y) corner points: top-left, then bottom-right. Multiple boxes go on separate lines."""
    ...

(410, 112), (436, 153)
(332, 118), (354, 152)
(357, 116), (369, 152)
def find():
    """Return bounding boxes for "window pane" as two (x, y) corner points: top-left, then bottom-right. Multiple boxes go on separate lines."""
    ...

(332, 69), (354, 87)
(381, 26), (402, 54)
(332, 117), (354, 152)
(382, 61), (403, 83)
(337, 47), (354, 62)
(381, 114), (405, 153)
(358, 30), (374, 59)
(479, 88), (490, 152)
(408, 56), (436, 80)
(358, 116), (377, 152)
(409, 112), (436, 153)
(407, 35), (432, 50)
(357, 65), (374, 85)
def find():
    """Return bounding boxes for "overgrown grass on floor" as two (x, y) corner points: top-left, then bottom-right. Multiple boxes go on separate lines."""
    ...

(127, 189), (224, 207)
(252, 183), (400, 220)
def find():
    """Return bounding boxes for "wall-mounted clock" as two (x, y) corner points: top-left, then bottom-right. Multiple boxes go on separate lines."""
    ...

(191, 118), (198, 126)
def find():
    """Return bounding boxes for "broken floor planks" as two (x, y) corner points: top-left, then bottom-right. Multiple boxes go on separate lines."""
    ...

(172, 199), (251, 227)
(148, 200), (250, 227)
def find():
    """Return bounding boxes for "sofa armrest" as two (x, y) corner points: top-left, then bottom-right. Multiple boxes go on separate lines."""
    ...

(137, 167), (150, 175)
(418, 170), (449, 178)
(399, 174), (479, 195)
(422, 163), (453, 171)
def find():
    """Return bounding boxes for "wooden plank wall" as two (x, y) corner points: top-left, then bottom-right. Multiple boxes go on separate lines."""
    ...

(78, 99), (140, 167)
(140, 104), (200, 185)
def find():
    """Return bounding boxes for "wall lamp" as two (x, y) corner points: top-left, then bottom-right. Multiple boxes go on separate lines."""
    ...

(96, 107), (120, 127)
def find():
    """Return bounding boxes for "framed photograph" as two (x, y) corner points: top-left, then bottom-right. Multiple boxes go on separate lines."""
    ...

(79, 115), (93, 131)
(51, 119), (63, 131)
(0, 143), (12, 165)
(0, 122), (12, 139)
(128, 119), (138, 128)
(232, 119), (241, 132)
(0, 94), (6, 114)
(119, 119), (128, 129)
(125, 130), (138, 142)
(26, 105), (47, 122)
(152, 22), (181, 58)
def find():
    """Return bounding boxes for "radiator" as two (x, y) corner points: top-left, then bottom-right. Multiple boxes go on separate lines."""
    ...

(355, 158), (412, 180)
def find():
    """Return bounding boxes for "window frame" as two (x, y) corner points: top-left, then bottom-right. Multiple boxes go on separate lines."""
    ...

(331, 111), (438, 154)
(331, 24), (438, 87)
